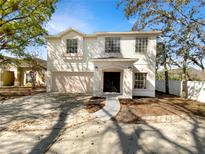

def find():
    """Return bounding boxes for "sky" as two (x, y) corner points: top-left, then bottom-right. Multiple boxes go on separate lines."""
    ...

(46, 0), (133, 35)
(37, 0), (134, 60)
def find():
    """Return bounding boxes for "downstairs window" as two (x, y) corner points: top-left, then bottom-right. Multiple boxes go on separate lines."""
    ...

(134, 73), (147, 89)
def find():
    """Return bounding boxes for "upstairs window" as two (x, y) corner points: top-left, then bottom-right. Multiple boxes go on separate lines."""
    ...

(135, 38), (148, 52)
(105, 37), (120, 53)
(134, 73), (147, 89)
(66, 39), (78, 53)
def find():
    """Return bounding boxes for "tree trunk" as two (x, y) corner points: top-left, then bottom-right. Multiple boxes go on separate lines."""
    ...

(163, 50), (169, 94)
(182, 59), (188, 98)
(164, 63), (169, 94)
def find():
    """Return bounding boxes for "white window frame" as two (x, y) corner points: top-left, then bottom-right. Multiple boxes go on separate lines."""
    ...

(134, 73), (147, 89)
(135, 38), (148, 53)
(105, 37), (120, 53)
(66, 39), (78, 53)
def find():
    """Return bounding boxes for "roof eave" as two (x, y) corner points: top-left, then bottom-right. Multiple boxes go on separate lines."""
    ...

(45, 35), (60, 39)
(46, 30), (162, 39)
(94, 31), (162, 36)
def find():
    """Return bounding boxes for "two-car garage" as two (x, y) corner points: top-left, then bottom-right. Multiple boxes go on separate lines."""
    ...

(51, 72), (93, 93)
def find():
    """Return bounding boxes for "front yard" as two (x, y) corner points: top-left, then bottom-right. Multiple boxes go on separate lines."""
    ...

(114, 93), (205, 123)
(0, 92), (205, 154)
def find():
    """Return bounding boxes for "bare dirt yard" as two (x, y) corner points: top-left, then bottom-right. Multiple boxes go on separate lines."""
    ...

(84, 96), (106, 113)
(114, 92), (205, 123)
(0, 86), (46, 100)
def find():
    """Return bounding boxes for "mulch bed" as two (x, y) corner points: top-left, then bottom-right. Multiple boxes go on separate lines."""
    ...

(84, 97), (106, 113)
(113, 93), (205, 123)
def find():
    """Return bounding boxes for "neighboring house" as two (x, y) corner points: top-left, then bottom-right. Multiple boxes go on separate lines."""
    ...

(0, 57), (46, 87)
(46, 28), (161, 98)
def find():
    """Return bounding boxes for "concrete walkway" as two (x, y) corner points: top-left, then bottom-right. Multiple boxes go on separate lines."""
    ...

(92, 95), (121, 121)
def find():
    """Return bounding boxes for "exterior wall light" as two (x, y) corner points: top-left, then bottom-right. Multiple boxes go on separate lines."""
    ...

(128, 66), (133, 70)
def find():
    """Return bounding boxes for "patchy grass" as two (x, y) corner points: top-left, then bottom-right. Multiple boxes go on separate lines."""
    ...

(114, 93), (205, 123)
(84, 97), (106, 113)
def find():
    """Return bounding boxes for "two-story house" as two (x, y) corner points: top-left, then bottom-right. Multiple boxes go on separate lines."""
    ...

(46, 28), (161, 98)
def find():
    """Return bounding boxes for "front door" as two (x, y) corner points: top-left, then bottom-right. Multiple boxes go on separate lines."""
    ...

(103, 72), (120, 93)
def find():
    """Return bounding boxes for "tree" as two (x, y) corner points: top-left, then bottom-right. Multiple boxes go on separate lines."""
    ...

(157, 42), (170, 94)
(120, 0), (205, 97)
(0, 0), (58, 61)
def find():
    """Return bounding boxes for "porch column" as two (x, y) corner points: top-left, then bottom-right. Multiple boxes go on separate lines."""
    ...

(46, 71), (52, 92)
(123, 68), (133, 98)
(14, 68), (20, 86)
(93, 68), (101, 97)
(0, 69), (3, 86)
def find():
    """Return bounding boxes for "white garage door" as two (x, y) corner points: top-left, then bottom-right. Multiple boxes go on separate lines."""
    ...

(52, 72), (93, 93)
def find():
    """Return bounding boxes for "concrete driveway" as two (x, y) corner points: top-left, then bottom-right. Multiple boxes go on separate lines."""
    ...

(1, 93), (205, 154)
(47, 119), (205, 154)
(0, 93), (93, 154)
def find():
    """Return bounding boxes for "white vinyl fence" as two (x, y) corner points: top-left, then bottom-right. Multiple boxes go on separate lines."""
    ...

(156, 80), (205, 103)
(187, 81), (205, 103)
(156, 80), (182, 96)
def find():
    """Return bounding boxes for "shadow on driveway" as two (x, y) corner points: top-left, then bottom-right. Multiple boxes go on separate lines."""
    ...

(29, 93), (89, 154)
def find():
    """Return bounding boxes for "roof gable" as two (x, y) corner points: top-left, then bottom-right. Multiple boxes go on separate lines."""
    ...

(47, 28), (85, 39)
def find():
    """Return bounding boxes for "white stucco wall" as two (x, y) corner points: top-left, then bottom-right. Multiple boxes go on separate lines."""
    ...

(132, 37), (156, 97)
(47, 30), (157, 97)
(47, 32), (93, 72)
(47, 33), (156, 71)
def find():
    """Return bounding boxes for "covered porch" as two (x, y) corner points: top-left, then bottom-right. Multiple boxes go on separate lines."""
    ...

(91, 58), (137, 99)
